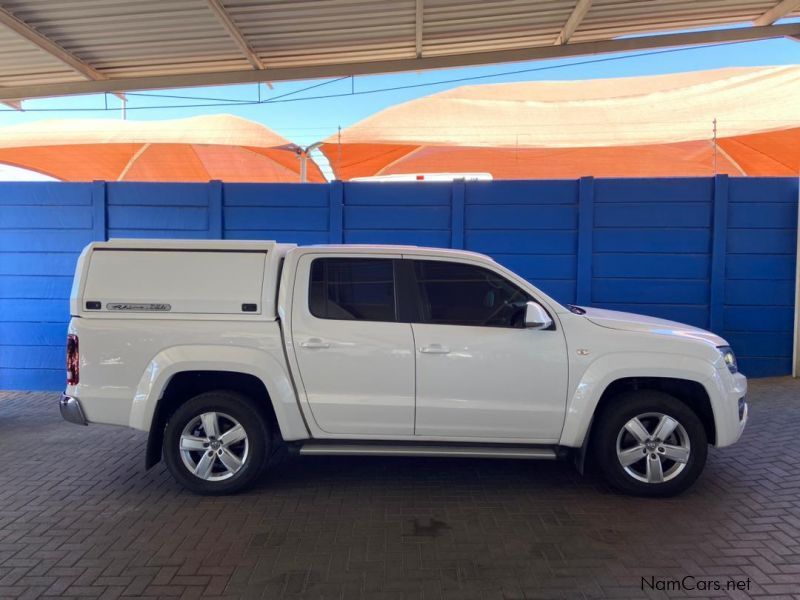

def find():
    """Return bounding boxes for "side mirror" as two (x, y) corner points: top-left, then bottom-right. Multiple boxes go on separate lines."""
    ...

(524, 302), (553, 330)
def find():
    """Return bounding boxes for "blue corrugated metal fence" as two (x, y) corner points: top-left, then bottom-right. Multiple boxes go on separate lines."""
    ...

(1, 176), (796, 390)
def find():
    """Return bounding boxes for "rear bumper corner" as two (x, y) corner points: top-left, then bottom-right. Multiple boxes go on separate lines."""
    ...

(60, 394), (88, 426)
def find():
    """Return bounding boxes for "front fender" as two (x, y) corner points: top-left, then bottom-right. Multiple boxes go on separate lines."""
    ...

(129, 344), (309, 441)
(559, 352), (723, 447)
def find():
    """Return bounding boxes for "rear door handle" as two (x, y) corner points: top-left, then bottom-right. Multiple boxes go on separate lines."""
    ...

(419, 344), (450, 354)
(300, 338), (330, 349)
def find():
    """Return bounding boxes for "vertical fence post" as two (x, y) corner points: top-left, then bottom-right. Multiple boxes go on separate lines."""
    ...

(709, 174), (729, 333)
(329, 180), (344, 243)
(208, 180), (223, 239)
(794, 177), (800, 377)
(576, 176), (594, 305)
(91, 180), (107, 241)
(451, 179), (465, 249)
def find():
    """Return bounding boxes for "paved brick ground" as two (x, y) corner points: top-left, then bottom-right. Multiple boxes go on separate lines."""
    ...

(1, 378), (799, 599)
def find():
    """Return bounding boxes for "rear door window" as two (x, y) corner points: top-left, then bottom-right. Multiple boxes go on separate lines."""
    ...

(309, 258), (397, 322)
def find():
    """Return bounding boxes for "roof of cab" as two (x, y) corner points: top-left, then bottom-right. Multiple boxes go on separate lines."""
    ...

(298, 244), (493, 261)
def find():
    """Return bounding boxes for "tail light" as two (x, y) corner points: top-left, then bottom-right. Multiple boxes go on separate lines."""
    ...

(66, 334), (79, 385)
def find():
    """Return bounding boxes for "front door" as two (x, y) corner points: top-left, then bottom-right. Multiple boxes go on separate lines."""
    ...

(409, 258), (568, 442)
(290, 254), (415, 436)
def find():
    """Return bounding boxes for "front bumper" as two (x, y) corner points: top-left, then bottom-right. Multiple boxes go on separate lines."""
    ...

(738, 396), (748, 435)
(714, 371), (748, 447)
(60, 394), (88, 425)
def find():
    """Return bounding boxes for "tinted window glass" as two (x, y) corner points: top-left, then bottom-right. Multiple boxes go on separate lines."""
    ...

(310, 258), (396, 322)
(414, 260), (529, 328)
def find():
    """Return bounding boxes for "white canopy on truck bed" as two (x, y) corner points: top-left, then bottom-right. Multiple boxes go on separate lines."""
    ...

(70, 239), (295, 319)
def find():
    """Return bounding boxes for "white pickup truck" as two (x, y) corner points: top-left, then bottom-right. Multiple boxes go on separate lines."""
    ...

(61, 239), (748, 497)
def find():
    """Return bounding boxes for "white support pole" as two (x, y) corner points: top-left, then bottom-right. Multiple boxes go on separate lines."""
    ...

(299, 142), (323, 183)
(299, 151), (308, 183)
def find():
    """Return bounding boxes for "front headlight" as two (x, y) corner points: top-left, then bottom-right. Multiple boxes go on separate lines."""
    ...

(718, 346), (738, 374)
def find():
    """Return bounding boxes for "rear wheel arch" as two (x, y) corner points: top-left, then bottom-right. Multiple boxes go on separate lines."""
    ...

(145, 370), (280, 469)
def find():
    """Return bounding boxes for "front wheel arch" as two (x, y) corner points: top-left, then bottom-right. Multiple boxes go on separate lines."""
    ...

(592, 377), (716, 445)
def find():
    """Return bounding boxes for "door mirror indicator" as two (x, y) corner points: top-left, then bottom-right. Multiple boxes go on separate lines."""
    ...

(524, 302), (553, 330)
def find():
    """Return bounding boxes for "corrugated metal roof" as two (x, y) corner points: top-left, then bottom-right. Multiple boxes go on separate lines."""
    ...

(0, 0), (797, 100)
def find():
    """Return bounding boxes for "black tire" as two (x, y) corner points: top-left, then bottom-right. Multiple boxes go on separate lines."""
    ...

(163, 390), (270, 495)
(592, 390), (707, 497)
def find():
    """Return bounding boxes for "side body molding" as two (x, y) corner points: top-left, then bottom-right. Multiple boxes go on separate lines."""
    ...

(559, 352), (722, 448)
(128, 344), (310, 441)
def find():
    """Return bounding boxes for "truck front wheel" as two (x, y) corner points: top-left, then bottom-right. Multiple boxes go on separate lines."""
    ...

(163, 391), (270, 495)
(592, 391), (708, 497)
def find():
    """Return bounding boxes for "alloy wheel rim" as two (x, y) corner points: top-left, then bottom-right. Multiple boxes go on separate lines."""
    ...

(179, 411), (249, 481)
(615, 412), (690, 484)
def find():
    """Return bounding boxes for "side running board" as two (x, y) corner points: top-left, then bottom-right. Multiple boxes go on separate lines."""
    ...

(298, 442), (558, 460)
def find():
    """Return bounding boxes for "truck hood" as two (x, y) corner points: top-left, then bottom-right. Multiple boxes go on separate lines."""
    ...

(577, 306), (727, 346)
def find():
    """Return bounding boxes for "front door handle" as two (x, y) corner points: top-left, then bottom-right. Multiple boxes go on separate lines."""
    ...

(300, 338), (330, 349)
(419, 344), (450, 354)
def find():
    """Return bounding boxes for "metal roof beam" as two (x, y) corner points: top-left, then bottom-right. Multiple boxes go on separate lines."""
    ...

(0, 22), (798, 101)
(0, 5), (125, 101)
(554, 0), (592, 45)
(0, 5), (105, 80)
(415, 0), (424, 58)
(207, 0), (265, 70)
(754, 0), (800, 25)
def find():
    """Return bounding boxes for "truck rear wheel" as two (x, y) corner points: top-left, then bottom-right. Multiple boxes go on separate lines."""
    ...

(163, 391), (270, 495)
(592, 390), (707, 497)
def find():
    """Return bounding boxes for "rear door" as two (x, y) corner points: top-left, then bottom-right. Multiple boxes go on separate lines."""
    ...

(290, 253), (415, 436)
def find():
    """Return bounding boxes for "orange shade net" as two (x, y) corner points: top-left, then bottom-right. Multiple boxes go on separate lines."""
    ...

(322, 66), (800, 180)
(0, 114), (324, 182)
